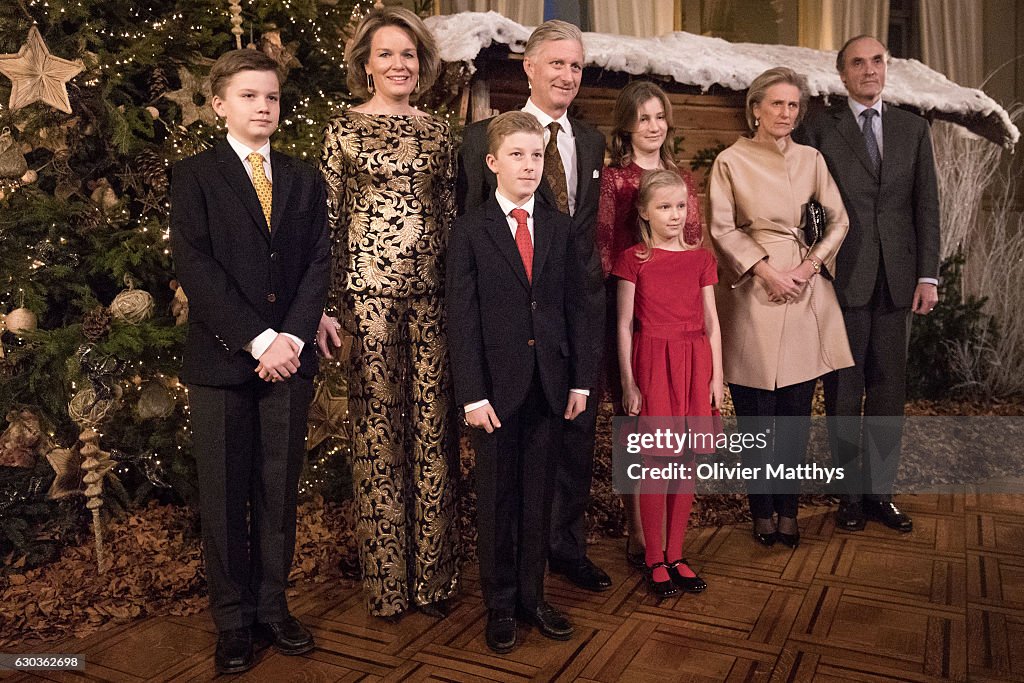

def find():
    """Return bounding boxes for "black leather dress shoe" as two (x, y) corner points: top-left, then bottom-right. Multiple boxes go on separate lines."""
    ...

(517, 602), (573, 640)
(667, 559), (706, 593)
(835, 501), (867, 532)
(865, 500), (913, 532)
(215, 627), (254, 674)
(549, 557), (613, 592)
(259, 615), (315, 655)
(418, 598), (450, 619)
(486, 609), (517, 653)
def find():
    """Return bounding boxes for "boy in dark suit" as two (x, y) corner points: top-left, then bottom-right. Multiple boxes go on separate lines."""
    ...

(169, 49), (329, 674)
(447, 111), (599, 654)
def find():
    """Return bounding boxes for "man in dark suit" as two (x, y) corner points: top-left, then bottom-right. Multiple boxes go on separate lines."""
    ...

(448, 111), (599, 653)
(796, 35), (940, 533)
(169, 50), (329, 673)
(456, 19), (610, 592)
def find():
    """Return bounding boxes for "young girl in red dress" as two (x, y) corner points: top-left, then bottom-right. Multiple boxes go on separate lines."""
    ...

(613, 169), (723, 598)
(596, 81), (704, 568)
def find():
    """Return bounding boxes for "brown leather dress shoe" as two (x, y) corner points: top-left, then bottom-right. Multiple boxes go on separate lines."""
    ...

(215, 626), (254, 674)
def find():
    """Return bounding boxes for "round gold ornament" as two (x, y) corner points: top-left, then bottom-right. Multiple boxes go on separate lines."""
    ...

(145, 106), (160, 119)
(4, 307), (38, 334)
(110, 278), (154, 325)
(20, 169), (37, 184)
(68, 386), (116, 427)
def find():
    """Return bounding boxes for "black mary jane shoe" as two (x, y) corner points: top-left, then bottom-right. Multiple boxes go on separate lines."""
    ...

(645, 562), (680, 599)
(625, 535), (646, 569)
(667, 559), (707, 593)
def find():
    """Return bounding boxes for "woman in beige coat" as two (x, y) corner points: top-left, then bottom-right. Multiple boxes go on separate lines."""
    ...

(709, 67), (853, 549)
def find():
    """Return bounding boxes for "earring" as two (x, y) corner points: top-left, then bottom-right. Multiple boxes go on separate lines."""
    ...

(366, 73), (375, 95)
(754, 117), (760, 127)
(413, 76), (420, 95)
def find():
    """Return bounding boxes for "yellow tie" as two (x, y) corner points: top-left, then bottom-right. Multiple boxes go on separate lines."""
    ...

(247, 151), (272, 229)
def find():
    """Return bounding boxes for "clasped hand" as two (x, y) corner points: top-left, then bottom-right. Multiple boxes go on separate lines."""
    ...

(754, 261), (809, 304)
(256, 334), (300, 382)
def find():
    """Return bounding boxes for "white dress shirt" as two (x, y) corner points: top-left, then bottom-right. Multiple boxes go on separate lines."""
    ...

(522, 98), (578, 216)
(463, 190), (589, 414)
(226, 134), (305, 360)
(846, 100), (936, 286)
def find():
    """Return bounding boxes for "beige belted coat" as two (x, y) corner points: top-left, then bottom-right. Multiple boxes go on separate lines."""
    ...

(709, 135), (854, 390)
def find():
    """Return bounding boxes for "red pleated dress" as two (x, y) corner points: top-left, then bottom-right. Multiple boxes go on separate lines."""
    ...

(612, 245), (719, 456)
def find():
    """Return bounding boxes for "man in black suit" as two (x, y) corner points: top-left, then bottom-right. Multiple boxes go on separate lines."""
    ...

(796, 35), (940, 533)
(456, 19), (610, 592)
(448, 111), (599, 653)
(169, 50), (329, 674)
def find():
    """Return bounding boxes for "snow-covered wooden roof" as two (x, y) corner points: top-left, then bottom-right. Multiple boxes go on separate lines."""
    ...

(426, 12), (1019, 148)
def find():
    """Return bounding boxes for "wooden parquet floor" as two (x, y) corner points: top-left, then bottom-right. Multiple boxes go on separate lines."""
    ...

(5, 493), (1024, 682)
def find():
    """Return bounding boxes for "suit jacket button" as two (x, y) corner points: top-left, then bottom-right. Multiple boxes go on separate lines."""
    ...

(266, 293), (277, 303)
(270, 252), (279, 261)
(527, 339), (535, 347)
(531, 301), (537, 310)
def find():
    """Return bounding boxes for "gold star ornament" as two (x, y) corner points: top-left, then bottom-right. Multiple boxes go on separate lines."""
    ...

(0, 26), (84, 114)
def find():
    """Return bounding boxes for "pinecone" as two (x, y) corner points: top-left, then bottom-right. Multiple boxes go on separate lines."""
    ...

(135, 148), (169, 194)
(149, 65), (170, 100)
(82, 306), (112, 341)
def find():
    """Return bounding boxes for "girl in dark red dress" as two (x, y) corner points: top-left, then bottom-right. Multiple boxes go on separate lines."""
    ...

(596, 81), (704, 569)
(613, 170), (723, 598)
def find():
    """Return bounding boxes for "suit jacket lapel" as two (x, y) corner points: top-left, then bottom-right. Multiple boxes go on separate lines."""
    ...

(215, 141), (271, 240)
(484, 199), (531, 291)
(269, 150), (294, 236)
(833, 105), (878, 180)
(571, 118), (596, 211)
(879, 102), (901, 186)
(531, 204), (553, 285)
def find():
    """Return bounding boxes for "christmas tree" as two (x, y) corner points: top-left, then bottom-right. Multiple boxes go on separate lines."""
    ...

(0, 0), (454, 570)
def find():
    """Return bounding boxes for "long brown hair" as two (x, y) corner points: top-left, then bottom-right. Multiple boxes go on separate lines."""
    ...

(635, 169), (695, 262)
(345, 6), (440, 102)
(609, 81), (676, 169)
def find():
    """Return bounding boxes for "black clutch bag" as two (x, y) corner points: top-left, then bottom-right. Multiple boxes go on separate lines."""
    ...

(803, 199), (826, 248)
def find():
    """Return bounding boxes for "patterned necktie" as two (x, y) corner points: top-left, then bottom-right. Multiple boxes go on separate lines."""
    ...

(543, 121), (570, 214)
(247, 151), (272, 229)
(860, 109), (880, 172)
(510, 208), (533, 283)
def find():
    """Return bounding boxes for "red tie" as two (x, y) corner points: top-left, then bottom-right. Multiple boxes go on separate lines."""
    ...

(510, 208), (533, 283)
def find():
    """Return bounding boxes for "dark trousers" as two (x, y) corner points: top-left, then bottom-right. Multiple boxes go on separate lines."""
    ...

(548, 394), (598, 564)
(823, 264), (911, 504)
(474, 373), (561, 611)
(189, 377), (313, 631)
(730, 379), (816, 520)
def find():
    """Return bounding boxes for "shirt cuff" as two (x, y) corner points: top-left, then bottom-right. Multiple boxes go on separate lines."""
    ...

(280, 333), (305, 355)
(464, 399), (490, 413)
(918, 278), (939, 286)
(571, 388), (590, 396)
(246, 328), (278, 360)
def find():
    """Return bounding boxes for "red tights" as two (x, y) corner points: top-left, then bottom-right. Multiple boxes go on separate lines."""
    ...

(639, 456), (695, 583)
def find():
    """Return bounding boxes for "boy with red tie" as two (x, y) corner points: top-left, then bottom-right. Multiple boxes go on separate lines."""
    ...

(447, 111), (599, 653)
(170, 49), (329, 674)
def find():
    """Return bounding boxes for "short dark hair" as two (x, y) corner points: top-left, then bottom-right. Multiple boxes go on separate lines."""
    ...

(486, 111), (544, 156)
(209, 49), (283, 98)
(835, 34), (890, 72)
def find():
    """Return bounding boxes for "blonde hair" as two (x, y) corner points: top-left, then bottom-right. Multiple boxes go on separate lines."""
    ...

(345, 6), (440, 101)
(744, 66), (810, 132)
(635, 169), (695, 262)
(486, 111), (544, 156)
(524, 20), (584, 59)
(209, 49), (282, 98)
(609, 80), (676, 169)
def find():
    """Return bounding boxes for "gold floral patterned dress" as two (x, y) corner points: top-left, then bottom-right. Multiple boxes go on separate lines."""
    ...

(320, 110), (460, 617)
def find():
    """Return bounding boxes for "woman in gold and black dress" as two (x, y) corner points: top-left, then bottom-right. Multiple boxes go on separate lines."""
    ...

(317, 6), (459, 620)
